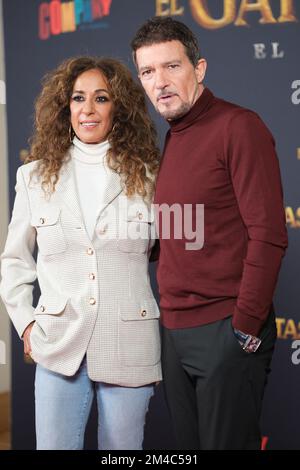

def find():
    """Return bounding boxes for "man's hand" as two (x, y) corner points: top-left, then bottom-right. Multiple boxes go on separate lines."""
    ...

(23, 322), (35, 355)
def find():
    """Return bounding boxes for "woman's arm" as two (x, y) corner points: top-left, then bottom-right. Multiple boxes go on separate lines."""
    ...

(0, 166), (37, 339)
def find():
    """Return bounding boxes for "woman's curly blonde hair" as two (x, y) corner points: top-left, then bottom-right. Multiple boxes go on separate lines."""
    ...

(25, 56), (160, 199)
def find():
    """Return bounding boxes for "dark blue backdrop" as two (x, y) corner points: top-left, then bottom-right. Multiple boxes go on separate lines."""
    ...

(2, 0), (300, 449)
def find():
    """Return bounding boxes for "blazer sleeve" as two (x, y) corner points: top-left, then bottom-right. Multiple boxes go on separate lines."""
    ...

(0, 166), (37, 338)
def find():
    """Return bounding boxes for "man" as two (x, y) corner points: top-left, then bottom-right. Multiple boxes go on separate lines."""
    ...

(131, 17), (288, 450)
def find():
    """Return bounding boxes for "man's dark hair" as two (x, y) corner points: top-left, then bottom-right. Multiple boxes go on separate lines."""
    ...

(131, 16), (201, 68)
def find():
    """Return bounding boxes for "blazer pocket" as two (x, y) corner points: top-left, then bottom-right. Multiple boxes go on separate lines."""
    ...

(118, 298), (161, 367)
(118, 210), (154, 254)
(31, 207), (67, 256)
(34, 295), (69, 316)
(32, 295), (69, 342)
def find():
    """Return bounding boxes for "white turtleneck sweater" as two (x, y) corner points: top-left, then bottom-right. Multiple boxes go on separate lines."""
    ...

(70, 136), (110, 239)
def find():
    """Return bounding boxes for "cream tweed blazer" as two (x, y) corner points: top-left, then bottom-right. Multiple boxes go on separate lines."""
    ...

(0, 159), (162, 386)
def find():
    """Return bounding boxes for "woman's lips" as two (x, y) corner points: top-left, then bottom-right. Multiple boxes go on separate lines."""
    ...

(80, 122), (99, 129)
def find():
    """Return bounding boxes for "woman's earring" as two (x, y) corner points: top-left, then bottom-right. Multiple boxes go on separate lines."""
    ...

(69, 125), (74, 143)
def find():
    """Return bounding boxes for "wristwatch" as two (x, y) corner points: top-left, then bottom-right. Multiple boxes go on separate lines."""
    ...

(233, 328), (261, 353)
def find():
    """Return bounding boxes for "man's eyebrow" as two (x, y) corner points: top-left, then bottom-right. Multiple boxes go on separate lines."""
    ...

(138, 65), (153, 73)
(139, 60), (182, 73)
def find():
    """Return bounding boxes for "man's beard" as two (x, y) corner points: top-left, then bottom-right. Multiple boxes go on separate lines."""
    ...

(157, 101), (192, 121)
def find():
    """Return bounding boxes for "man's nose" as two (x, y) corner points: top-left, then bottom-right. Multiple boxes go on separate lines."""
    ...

(155, 69), (169, 89)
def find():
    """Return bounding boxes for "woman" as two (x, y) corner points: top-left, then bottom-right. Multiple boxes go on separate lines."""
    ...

(0, 56), (161, 450)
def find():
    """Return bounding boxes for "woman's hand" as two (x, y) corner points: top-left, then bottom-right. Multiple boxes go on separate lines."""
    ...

(23, 321), (35, 355)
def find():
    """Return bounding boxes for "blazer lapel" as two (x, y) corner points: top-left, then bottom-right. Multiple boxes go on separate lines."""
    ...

(55, 158), (83, 224)
(96, 168), (123, 220)
(53, 157), (123, 230)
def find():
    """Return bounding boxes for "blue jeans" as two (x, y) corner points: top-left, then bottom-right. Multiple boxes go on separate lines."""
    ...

(34, 357), (154, 450)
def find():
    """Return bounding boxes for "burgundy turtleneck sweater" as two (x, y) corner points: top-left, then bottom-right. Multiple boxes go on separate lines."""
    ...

(154, 88), (288, 336)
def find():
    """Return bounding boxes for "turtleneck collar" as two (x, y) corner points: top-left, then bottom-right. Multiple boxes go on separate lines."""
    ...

(168, 87), (214, 133)
(71, 136), (110, 164)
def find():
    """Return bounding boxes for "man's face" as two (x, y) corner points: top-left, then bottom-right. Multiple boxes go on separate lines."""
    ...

(136, 40), (206, 120)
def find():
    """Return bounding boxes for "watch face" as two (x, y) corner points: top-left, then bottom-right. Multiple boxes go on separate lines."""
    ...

(244, 336), (262, 353)
(233, 328), (262, 353)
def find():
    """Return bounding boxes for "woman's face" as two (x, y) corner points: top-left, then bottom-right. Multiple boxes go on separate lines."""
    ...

(70, 68), (114, 144)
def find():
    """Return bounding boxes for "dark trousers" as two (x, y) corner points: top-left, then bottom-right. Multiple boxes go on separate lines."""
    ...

(162, 310), (276, 450)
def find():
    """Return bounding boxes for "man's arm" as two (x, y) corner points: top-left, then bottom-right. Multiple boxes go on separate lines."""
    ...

(225, 110), (288, 336)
